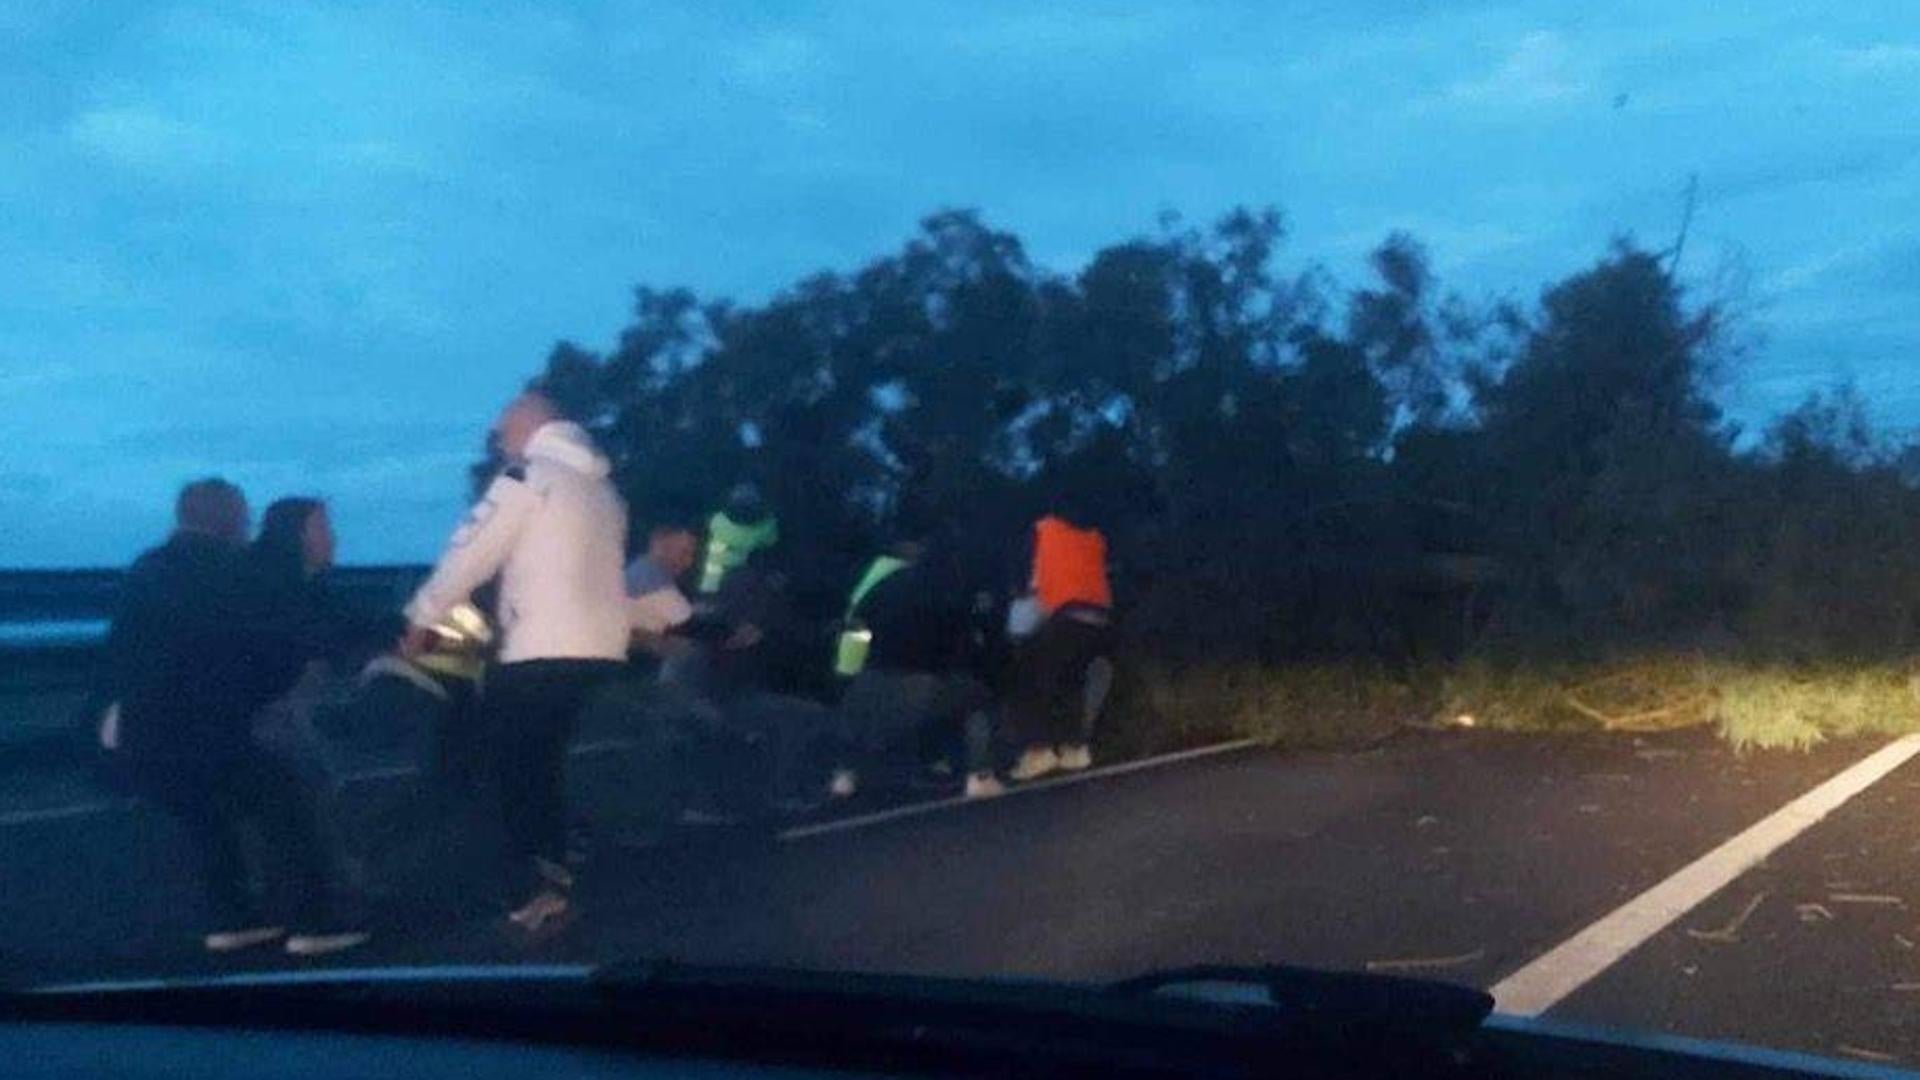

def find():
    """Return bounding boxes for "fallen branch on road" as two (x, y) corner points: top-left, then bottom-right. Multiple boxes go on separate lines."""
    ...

(1364, 948), (1485, 973)
(1685, 891), (1767, 944)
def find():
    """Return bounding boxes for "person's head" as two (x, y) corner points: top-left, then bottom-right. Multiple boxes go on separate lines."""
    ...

(1044, 485), (1101, 532)
(492, 390), (561, 461)
(256, 497), (334, 579)
(722, 482), (769, 525)
(646, 521), (700, 580)
(175, 478), (249, 546)
(887, 498), (940, 563)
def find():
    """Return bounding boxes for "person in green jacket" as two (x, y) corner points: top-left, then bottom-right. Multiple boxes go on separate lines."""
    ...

(697, 483), (779, 597)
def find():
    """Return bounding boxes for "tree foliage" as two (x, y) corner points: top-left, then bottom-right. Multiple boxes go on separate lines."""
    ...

(510, 209), (1920, 668)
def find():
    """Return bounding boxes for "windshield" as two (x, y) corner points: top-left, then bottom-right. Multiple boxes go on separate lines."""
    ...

(5, 1), (1920, 1070)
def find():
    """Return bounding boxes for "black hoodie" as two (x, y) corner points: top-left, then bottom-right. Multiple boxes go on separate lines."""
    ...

(105, 532), (279, 766)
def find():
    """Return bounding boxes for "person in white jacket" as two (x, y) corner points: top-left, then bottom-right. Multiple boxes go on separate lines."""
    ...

(401, 390), (628, 934)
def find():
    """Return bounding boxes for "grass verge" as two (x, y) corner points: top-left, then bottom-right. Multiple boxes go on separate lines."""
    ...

(1110, 655), (1920, 755)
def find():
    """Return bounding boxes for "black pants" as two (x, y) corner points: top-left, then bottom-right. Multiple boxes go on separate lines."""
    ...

(486, 659), (622, 895)
(133, 751), (332, 933)
(1011, 613), (1113, 749)
(838, 671), (995, 777)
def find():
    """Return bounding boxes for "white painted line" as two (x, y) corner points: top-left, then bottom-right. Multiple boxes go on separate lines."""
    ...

(779, 737), (1265, 842)
(0, 739), (646, 828)
(1492, 732), (1920, 1017)
(0, 799), (131, 828)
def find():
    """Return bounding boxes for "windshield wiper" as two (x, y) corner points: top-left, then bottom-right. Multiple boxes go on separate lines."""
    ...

(1109, 964), (1493, 1034)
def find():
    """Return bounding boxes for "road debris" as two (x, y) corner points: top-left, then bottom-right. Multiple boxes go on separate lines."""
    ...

(1891, 982), (1920, 992)
(1365, 948), (1485, 974)
(1838, 1045), (1897, 1064)
(1686, 891), (1768, 944)
(1830, 893), (1903, 906)
(1897, 934), (1916, 951)
(1796, 902), (1834, 923)
(1415, 815), (1439, 828)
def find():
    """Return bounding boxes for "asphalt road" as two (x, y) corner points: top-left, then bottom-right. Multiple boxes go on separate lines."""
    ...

(2, 724), (1914, 1067)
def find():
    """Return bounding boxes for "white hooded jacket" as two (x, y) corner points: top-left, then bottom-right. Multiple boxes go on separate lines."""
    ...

(406, 421), (630, 663)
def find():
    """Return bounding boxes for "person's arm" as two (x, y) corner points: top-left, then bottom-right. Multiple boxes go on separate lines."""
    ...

(98, 560), (157, 706)
(403, 470), (538, 640)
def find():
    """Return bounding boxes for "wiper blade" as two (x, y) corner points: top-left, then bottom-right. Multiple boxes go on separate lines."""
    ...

(1110, 964), (1493, 1033)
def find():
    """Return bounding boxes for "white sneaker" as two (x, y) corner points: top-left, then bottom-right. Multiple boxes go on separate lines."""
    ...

(964, 773), (1006, 799)
(1008, 746), (1060, 782)
(1057, 744), (1093, 772)
(285, 931), (370, 958)
(204, 926), (285, 953)
(508, 890), (571, 934)
(828, 768), (858, 799)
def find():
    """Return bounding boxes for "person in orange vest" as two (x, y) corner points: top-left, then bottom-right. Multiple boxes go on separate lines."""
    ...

(1006, 499), (1115, 781)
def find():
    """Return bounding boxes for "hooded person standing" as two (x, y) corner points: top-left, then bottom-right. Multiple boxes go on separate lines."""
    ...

(400, 391), (630, 935)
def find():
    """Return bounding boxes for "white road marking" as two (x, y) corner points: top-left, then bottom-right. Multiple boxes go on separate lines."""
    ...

(0, 738), (644, 828)
(0, 800), (132, 827)
(1492, 732), (1920, 1017)
(778, 737), (1265, 841)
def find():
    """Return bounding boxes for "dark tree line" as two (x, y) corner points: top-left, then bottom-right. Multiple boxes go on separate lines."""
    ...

(513, 208), (1920, 670)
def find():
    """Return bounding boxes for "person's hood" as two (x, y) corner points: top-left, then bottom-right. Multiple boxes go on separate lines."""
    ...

(524, 421), (611, 478)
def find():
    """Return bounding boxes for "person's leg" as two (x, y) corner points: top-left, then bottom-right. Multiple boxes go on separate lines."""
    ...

(492, 662), (571, 901)
(146, 770), (270, 943)
(1009, 619), (1079, 779)
(226, 751), (361, 951)
(495, 660), (620, 927)
(930, 674), (1002, 797)
(1055, 625), (1113, 771)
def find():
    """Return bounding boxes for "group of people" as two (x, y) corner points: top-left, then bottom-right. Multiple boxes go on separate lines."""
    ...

(102, 389), (1116, 956)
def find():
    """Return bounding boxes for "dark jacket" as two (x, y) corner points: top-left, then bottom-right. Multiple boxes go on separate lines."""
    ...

(249, 560), (398, 706)
(854, 557), (972, 676)
(105, 532), (279, 765)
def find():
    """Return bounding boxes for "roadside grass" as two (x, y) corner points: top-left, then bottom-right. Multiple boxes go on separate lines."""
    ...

(1711, 666), (1917, 752)
(1104, 660), (1424, 757)
(1443, 657), (1920, 751)
(1110, 655), (1920, 755)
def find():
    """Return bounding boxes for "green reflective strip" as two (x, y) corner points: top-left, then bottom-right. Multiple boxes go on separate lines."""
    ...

(833, 554), (910, 678)
(699, 511), (779, 594)
(846, 555), (909, 619)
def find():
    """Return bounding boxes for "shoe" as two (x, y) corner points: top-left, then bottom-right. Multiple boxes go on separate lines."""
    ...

(1057, 744), (1093, 772)
(204, 926), (285, 953)
(1008, 746), (1060, 782)
(508, 890), (571, 933)
(828, 768), (858, 799)
(963, 773), (1006, 799)
(285, 931), (370, 957)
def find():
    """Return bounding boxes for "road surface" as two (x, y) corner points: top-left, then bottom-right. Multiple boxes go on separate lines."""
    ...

(3, 722), (1917, 1067)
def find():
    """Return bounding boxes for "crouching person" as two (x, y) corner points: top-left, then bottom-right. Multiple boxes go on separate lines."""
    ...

(833, 527), (1003, 800)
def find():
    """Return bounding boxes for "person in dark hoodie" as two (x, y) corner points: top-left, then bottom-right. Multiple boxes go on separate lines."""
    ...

(248, 497), (398, 899)
(106, 479), (368, 957)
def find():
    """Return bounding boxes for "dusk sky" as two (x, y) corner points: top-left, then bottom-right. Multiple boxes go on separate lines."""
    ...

(4, 2), (1917, 567)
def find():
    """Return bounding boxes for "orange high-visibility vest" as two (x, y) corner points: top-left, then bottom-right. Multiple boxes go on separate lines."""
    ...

(1031, 516), (1111, 615)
